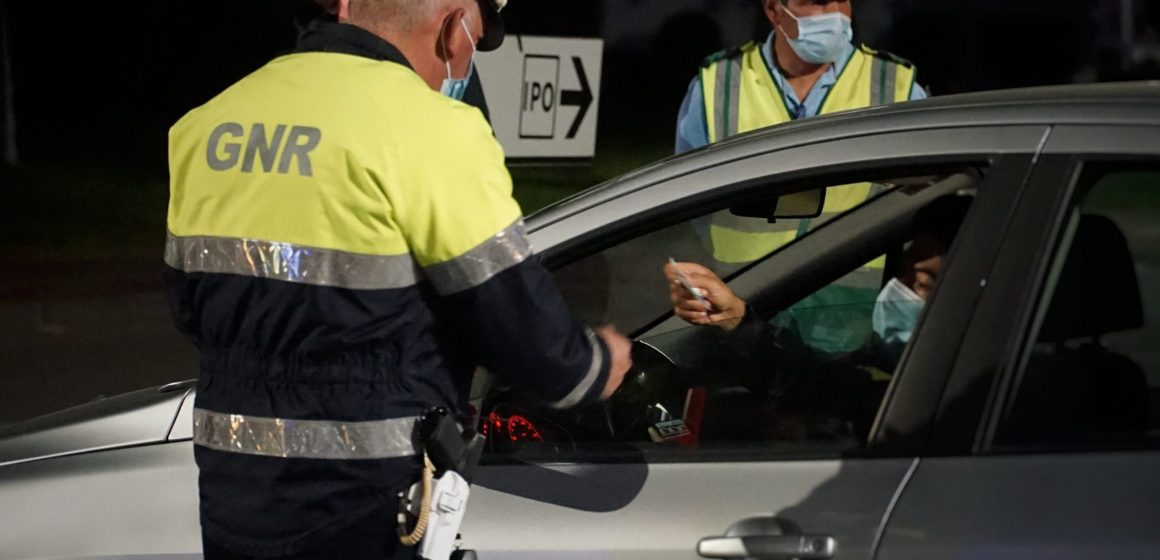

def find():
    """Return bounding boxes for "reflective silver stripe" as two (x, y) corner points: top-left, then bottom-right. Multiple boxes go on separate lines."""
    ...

(870, 57), (898, 106)
(712, 59), (728, 143)
(725, 56), (742, 138)
(424, 220), (533, 295)
(711, 55), (743, 142)
(884, 59), (898, 104)
(165, 232), (421, 290)
(550, 328), (605, 410)
(192, 408), (420, 460)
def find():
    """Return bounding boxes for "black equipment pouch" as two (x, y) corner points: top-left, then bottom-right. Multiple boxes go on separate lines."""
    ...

(419, 408), (486, 481)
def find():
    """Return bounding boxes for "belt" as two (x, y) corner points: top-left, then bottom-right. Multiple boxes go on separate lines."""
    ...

(193, 408), (421, 460)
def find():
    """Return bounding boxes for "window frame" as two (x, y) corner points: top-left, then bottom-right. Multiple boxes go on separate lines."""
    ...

(981, 157), (1160, 455)
(964, 123), (1160, 455)
(481, 178), (933, 465)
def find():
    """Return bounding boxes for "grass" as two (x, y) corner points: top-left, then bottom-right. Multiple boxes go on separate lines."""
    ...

(510, 139), (672, 213)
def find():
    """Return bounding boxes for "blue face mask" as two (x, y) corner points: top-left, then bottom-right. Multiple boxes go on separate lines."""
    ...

(778, 5), (853, 65)
(872, 278), (924, 364)
(440, 20), (477, 100)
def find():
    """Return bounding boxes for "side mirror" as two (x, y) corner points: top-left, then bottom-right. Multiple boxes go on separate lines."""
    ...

(729, 188), (826, 222)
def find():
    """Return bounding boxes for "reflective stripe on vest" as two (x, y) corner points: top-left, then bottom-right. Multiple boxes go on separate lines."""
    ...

(193, 408), (421, 460)
(699, 43), (915, 264)
(164, 232), (422, 290)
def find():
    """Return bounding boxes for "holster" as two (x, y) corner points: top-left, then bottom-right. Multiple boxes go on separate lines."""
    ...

(400, 408), (486, 560)
(419, 408), (486, 481)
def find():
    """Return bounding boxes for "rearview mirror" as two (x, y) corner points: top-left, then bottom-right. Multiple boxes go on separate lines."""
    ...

(729, 188), (826, 221)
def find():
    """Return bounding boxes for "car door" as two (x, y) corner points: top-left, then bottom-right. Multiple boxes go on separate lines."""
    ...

(877, 124), (1160, 559)
(460, 124), (1045, 560)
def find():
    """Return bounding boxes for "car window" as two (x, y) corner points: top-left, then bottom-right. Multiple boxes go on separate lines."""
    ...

(996, 168), (1160, 451)
(554, 181), (892, 337)
(481, 177), (975, 463)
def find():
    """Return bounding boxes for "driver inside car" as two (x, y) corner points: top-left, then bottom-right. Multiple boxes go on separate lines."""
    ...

(663, 196), (971, 441)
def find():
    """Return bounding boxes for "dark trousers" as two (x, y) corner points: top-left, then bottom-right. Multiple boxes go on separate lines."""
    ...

(202, 518), (417, 560)
(203, 538), (416, 560)
(203, 536), (417, 560)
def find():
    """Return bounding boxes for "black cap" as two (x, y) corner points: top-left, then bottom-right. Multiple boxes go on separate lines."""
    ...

(476, 0), (505, 52)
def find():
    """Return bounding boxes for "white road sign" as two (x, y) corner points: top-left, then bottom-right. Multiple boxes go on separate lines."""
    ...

(475, 36), (603, 160)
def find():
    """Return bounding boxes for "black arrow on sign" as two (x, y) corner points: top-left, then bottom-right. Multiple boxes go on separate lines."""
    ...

(559, 56), (593, 140)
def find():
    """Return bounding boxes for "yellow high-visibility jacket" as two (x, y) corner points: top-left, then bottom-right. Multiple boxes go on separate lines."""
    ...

(165, 21), (607, 556)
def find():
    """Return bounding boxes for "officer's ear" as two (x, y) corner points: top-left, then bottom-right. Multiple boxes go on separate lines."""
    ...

(334, 0), (351, 22)
(437, 8), (470, 63)
(762, 0), (781, 28)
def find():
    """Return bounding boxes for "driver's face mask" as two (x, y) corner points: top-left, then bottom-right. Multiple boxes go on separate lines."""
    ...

(440, 19), (477, 100)
(777, 3), (853, 65)
(872, 277), (924, 364)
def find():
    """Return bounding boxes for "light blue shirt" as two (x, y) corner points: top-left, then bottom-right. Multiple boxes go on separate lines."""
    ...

(676, 34), (928, 153)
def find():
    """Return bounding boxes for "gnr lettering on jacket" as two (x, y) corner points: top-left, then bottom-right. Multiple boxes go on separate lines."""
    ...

(206, 122), (322, 177)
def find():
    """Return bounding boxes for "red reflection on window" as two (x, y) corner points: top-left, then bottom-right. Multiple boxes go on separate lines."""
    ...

(506, 415), (543, 442)
(481, 412), (503, 438)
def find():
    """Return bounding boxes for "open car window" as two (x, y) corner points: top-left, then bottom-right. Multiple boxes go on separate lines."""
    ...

(480, 175), (977, 464)
(553, 181), (900, 337)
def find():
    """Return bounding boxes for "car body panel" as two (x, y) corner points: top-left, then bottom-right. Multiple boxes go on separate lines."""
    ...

(529, 83), (1160, 234)
(0, 382), (192, 468)
(462, 459), (915, 560)
(0, 442), (200, 560)
(530, 126), (1049, 256)
(878, 454), (1160, 560)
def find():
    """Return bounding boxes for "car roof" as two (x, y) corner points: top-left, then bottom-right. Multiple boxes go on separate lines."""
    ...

(529, 82), (1160, 231)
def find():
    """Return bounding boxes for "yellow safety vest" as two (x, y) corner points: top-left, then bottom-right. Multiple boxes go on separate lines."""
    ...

(699, 42), (917, 264)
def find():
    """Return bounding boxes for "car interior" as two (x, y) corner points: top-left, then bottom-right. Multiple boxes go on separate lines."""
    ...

(475, 171), (982, 461)
(998, 213), (1150, 449)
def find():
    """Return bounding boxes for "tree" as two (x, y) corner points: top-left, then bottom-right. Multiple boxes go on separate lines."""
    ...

(0, 0), (17, 168)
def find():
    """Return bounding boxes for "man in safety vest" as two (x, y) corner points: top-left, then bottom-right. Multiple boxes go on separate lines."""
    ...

(674, 0), (928, 268)
(677, 0), (926, 152)
(164, 0), (632, 558)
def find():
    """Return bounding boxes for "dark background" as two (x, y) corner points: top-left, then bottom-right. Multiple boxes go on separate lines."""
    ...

(1, 0), (1159, 425)
(5, 0), (1160, 171)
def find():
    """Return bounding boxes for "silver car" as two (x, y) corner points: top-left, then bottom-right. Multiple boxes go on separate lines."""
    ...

(3, 83), (1160, 560)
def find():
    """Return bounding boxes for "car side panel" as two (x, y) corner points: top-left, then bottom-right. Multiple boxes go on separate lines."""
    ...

(463, 459), (915, 560)
(877, 454), (1160, 560)
(0, 442), (200, 560)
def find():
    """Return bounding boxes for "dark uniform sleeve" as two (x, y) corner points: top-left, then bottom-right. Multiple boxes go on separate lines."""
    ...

(440, 257), (611, 408)
(395, 101), (610, 408)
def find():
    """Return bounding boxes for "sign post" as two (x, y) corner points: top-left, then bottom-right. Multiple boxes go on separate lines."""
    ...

(475, 36), (603, 161)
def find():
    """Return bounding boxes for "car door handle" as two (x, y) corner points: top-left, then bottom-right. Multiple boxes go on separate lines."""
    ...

(697, 534), (837, 560)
